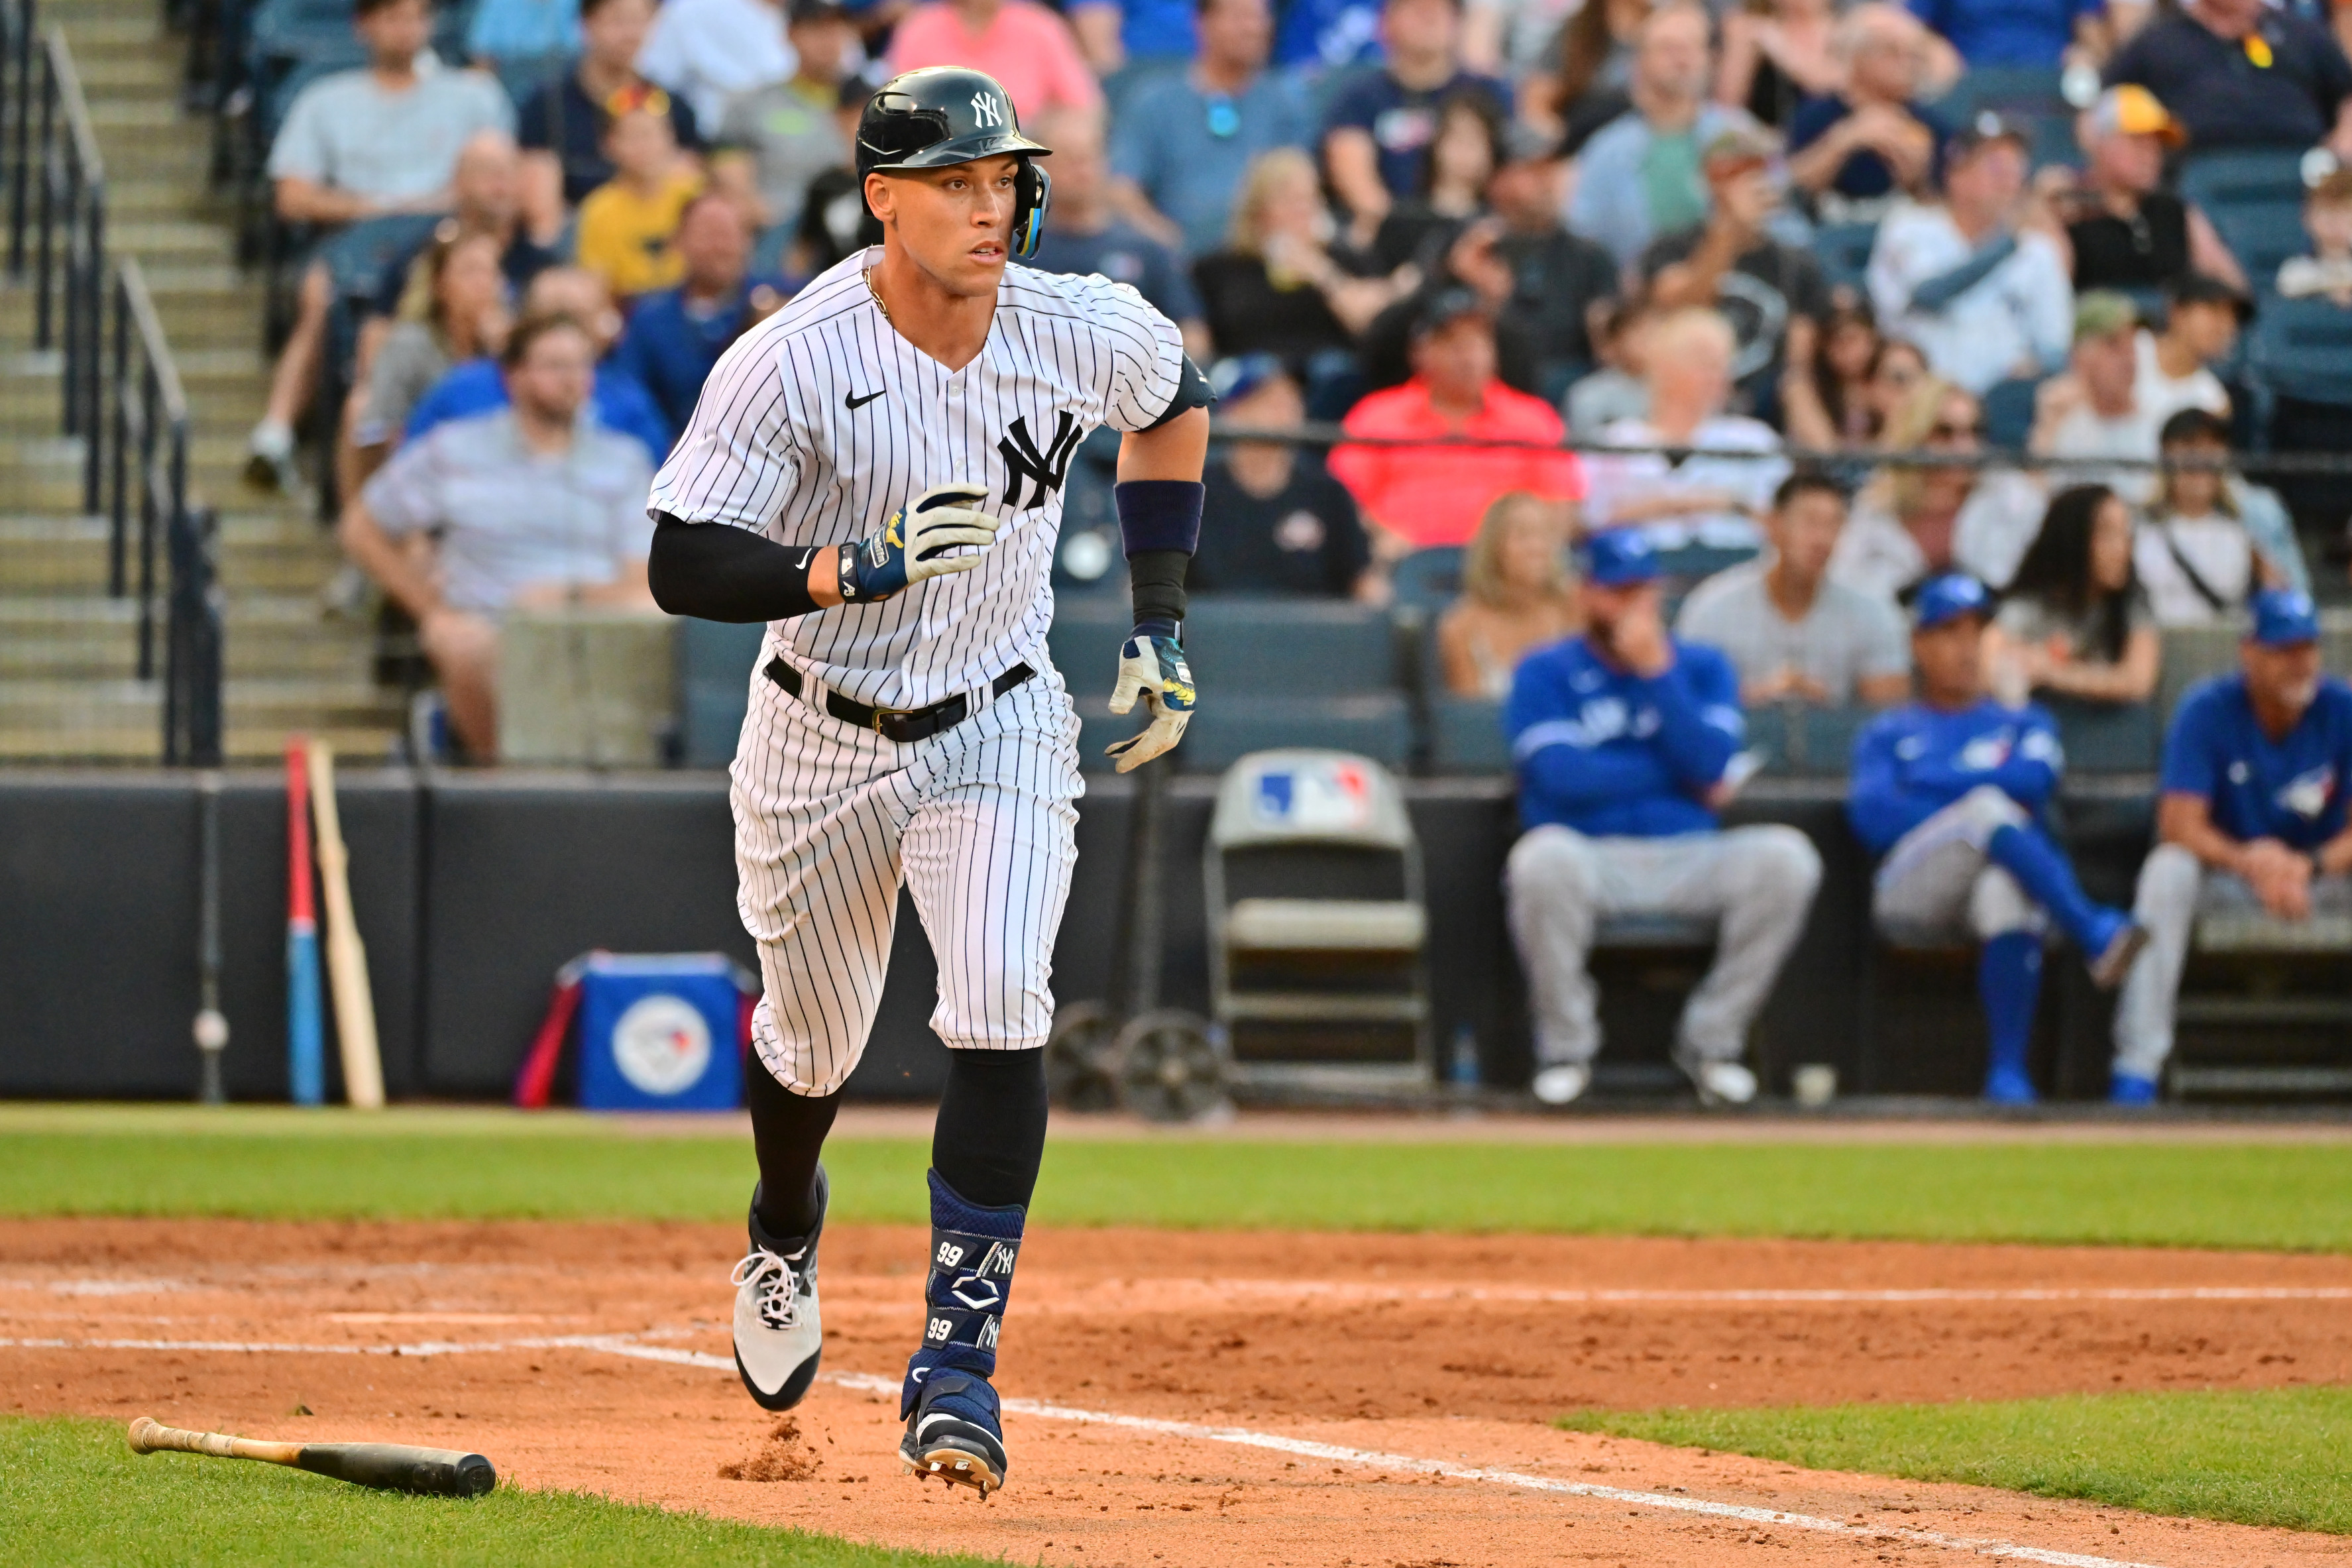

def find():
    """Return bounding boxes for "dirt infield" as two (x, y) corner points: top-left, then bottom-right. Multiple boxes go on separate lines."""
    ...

(7, 1218), (2349, 1565)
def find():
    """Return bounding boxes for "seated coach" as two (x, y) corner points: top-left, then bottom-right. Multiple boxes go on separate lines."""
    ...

(1846, 575), (2147, 1106)
(2111, 591), (2352, 1105)
(1504, 529), (1823, 1109)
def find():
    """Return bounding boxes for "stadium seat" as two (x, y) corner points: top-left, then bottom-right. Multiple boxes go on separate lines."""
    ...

(2178, 148), (2309, 221)
(2249, 297), (2352, 408)
(1163, 696), (1414, 772)
(1737, 702), (1868, 777)
(1429, 695), (1510, 773)
(1152, 597), (1408, 697)
(675, 619), (765, 768)
(2041, 695), (2158, 773)
(2180, 148), (2308, 304)
(1054, 596), (1414, 772)
(2212, 204), (2311, 288)
(1388, 547), (1467, 617)
(1742, 703), (1791, 775)
(1800, 704), (1868, 775)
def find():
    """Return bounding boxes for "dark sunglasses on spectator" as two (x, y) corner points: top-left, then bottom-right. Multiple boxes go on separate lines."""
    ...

(1929, 420), (1983, 441)
(1205, 95), (1239, 138)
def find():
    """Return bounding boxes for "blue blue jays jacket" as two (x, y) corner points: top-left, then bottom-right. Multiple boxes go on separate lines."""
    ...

(1506, 636), (1744, 838)
(1847, 699), (2065, 856)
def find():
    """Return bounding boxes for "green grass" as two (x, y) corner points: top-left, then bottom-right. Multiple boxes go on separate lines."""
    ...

(1561, 1386), (2352, 1536)
(0, 1109), (2347, 1249)
(1, 1415), (999, 1567)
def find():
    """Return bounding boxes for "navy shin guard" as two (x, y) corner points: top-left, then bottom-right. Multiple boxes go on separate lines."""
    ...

(902, 1168), (1023, 1419)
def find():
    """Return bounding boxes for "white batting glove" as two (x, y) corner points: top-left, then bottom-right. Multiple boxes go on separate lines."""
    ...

(838, 483), (1003, 603)
(1105, 632), (1196, 773)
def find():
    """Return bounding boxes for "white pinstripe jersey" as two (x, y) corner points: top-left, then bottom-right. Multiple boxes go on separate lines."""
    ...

(647, 247), (1185, 712)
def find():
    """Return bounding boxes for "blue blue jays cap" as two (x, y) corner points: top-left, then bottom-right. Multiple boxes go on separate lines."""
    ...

(1577, 528), (1657, 587)
(1912, 573), (1993, 630)
(1208, 353), (1287, 406)
(2250, 588), (2320, 647)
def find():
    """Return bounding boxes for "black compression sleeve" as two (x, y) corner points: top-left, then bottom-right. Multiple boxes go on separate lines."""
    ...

(647, 513), (822, 622)
(1127, 548), (1190, 633)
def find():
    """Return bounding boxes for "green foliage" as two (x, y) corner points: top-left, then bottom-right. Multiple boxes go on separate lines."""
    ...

(0, 1111), (2347, 1251)
(1, 1416), (1003, 1567)
(1561, 1386), (2352, 1536)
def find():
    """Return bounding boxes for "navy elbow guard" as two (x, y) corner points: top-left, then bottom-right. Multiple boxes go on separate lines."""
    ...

(1115, 480), (1202, 638)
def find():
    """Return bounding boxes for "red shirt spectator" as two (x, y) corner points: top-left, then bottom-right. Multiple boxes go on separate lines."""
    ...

(1330, 293), (1584, 549)
(888, 0), (1105, 121)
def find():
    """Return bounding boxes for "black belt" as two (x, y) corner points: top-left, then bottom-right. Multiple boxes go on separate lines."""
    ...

(765, 657), (1034, 744)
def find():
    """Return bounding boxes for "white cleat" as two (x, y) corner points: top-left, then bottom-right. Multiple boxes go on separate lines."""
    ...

(1680, 1057), (1758, 1107)
(1531, 1063), (1592, 1106)
(730, 1173), (826, 1411)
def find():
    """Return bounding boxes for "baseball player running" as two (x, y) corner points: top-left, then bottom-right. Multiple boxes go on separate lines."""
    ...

(644, 67), (1212, 1496)
(1846, 575), (2148, 1104)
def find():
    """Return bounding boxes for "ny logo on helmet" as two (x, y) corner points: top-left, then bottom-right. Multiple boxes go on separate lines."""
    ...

(999, 412), (1082, 510)
(972, 91), (1003, 128)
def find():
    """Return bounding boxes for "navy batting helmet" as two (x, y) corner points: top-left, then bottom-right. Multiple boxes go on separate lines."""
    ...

(854, 67), (1053, 258)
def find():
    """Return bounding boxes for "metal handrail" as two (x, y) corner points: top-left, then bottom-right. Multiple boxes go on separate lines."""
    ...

(46, 18), (94, 178)
(3, 0), (221, 766)
(111, 256), (194, 684)
(42, 25), (104, 500)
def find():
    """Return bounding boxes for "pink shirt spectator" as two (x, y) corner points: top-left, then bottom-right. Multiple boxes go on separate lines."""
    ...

(887, 0), (1104, 119)
(1329, 379), (1585, 548)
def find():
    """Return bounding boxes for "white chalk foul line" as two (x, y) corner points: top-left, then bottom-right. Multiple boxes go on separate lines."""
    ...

(1204, 1281), (2352, 1307)
(0, 1330), (704, 1360)
(2, 1329), (2179, 1566)
(814, 1372), (2170, 1568)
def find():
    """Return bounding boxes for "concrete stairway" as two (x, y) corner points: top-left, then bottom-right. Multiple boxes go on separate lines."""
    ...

(0, 0), (404, 761)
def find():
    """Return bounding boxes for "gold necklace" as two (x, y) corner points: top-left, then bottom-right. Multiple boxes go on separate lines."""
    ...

(863, 261), (893, 325)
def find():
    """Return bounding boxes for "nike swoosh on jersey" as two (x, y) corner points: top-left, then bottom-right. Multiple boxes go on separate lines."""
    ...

(795, 547), (814, 568)
(844, 389), (886, 410)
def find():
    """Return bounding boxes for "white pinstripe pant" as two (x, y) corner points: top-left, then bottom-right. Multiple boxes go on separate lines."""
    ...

(729, 655), (1084, 1096)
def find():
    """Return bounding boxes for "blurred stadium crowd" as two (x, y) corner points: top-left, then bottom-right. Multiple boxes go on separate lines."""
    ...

(215, 0), (2352, 1103)
(233, 0), (2352, 726)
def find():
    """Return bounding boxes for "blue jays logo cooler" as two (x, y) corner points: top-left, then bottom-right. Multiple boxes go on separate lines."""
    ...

(515, 952), (754, 1111)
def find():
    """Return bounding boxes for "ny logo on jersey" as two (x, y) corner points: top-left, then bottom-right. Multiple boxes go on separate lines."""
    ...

(999, 411), (1083, 510)
(972, 91), (1003, 127)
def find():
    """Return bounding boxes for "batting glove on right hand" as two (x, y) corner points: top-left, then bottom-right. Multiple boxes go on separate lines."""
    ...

(838, 483), (1001, 604)
(1105, 633), (1195, 773)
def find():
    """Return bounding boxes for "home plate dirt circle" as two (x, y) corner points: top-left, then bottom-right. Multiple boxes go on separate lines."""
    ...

(6, 1218), (2349, 1566)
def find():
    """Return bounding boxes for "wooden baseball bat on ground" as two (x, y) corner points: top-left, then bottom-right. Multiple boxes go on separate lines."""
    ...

(128, 1417), (494, 1496)
(305, 740), (385, 1110)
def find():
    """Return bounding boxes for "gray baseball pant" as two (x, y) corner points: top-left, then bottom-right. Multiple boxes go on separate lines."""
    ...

(1506, 824), (1822, 1068)
(2111, 843), (2352, 1080)
(1870, 787), (2045, 944)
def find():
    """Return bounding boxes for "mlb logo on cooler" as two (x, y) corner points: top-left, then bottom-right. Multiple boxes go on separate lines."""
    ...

(514, 952), (754, 1111)
(1252, 757), (1374, 832)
